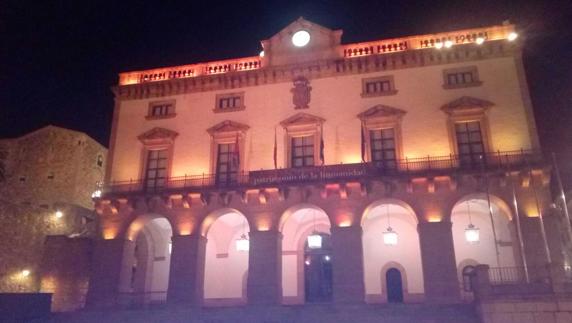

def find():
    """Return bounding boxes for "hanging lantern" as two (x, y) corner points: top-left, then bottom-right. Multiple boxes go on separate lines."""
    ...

(236, 234), (250, 251)
(465, 224), (480, 244)
(307, 232), (322, 249)
(383, 227), (398, 246)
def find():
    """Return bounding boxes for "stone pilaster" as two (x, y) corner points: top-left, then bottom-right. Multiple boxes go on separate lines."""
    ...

(417, 221), (460, 303)
(247, 230), (282, 304)
(167, 234), (206, 305)
(85, 238), (128, 308)
(331, 225), (365, 303)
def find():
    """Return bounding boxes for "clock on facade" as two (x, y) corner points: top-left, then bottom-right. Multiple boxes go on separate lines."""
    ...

(292, 30), (311, 47)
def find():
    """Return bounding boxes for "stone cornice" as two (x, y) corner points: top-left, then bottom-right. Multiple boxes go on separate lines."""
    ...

(113, 41), (520, 101)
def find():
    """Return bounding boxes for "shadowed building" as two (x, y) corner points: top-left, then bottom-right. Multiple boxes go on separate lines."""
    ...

(86, 18), (571, 320)
(0, 125), (106, 311)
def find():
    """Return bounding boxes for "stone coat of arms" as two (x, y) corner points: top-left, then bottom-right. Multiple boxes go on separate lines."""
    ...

(291, 76), (311, 109)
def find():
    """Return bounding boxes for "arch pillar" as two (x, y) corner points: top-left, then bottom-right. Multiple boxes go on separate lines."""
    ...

(417, 221), (460, 303)
(167, 234), (206, 305)
(331, 225), (365, 303)
(247, 229), (282, 304)
(86, 238), (130, 308)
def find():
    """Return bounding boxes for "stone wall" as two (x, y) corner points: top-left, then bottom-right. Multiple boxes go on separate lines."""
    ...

(478, 298), (572, 323)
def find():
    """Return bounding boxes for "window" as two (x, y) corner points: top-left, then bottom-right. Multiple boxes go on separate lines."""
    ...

(443, 66), (481, 89)
(370, 128), (397, 169)
(455, 121), (485, 168)
(215, 143), (239, 185)
(147, 101), (176, 119)
(144, 149), (168, 191)
(291, 135), (315, 168)
(96, 154), (104, 167)
(215, 92), (245, 112)
(361, 76), (397, 97)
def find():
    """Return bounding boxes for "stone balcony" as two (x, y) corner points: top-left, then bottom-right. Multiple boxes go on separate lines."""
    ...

(103, 149), (543, 198)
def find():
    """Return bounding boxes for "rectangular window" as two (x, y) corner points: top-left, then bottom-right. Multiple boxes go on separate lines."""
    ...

(216, 143), (239, 185)
(455, 121), (485, 168)
(370, 128), (397, 169)
(362, 76), (397, 97)
(215, 92), (245, 112)
(291, 135), (315, 168)
(147, 101), (175, 119)
(443, 66), (480, 89)
(144, 149), (168, 191)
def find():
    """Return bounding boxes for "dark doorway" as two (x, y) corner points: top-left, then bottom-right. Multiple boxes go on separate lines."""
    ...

(304, 233), (333, 302)
(386, 268), (404, 303)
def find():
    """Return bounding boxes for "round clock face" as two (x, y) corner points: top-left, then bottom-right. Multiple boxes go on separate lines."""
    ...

(292, 30), (311, 47)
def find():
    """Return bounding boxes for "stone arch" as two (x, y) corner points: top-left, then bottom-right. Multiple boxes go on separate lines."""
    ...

(450, 193), (518, 275)
(202, 208), (250, 306)
(279, 204), (332, 304)
(361, 199), (424, 303)
(118, 214), (173, 305)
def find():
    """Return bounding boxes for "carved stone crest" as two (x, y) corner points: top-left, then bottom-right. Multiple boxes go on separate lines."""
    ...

(291, 76), (311, 109)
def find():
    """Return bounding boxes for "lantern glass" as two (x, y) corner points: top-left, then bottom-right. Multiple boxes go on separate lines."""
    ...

(383, 227), (398, 246)
(307, 233), (322, 249)
(236, 234), (250, 251)
(465, 224), (480, 244)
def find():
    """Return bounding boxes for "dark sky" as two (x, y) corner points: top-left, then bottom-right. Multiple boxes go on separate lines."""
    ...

(2, 0), (572, 182)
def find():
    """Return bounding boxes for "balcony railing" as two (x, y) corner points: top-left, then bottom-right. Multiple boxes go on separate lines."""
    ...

(104, 150), (542, 195)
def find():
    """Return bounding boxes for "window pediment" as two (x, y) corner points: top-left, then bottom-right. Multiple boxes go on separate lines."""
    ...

(138, 127), (179, 145)
(358, 105), (407, 120)
(441, 96), (494, 116)
(280, 112), (325, 129)
(207, 120), (250, 136)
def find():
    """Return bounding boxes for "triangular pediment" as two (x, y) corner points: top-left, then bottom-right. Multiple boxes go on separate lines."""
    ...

(138, 127), (178, 143)
(357, 105), (407, 120)
(260, 17), (343, 67)
(280, 112), (325, 128)
(441, 96), (494, 114)
(206, 120), (250, 135)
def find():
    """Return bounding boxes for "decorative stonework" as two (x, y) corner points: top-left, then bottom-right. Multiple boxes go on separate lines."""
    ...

(206, 120), (250, 136)
(291, 76), (312, 109)
(440, 96), (494, 115)
(280, 112), (324, 128)
(137, 127), (179, 145)
(357, 105), (407, 121)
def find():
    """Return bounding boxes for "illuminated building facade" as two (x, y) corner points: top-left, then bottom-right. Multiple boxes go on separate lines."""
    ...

(89, 18), (566, 308)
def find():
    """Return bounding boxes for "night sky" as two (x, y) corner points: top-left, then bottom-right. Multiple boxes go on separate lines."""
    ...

(2, 0), (571, 185)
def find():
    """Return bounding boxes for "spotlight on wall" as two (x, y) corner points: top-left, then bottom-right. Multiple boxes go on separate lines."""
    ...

(21, 269), (30, 277)
(236, 234), (250, 252)
(508, 32), (518, 41)
(323, 255), (331, 262)
(259, 50), (265, 58)
(444, 40), (453, 48)
(475, 37), (485, 45)
(305, 258), (311, 266)
(465, 224), (480, 244)
(383, 227), (398, 246)
(435, 42), (444, 49)
(91, 190), (102, 198)
(55, 210), (63, 219)
(307, 232), (322, 249)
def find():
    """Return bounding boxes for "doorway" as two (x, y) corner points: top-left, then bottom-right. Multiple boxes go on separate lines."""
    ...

(386, 268), (404, 303)
(304, 233), (333, 302)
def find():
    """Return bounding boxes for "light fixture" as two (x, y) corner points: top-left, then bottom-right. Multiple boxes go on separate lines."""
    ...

(307, 231), (322, 249)
(323, 255), (331, 262)
(259, 50), (265, 58)
(91, 189), (102, 198)
(444, 40), (453, 48)
(508, 32), (518, 41)
(464, 201), (480, 244)
(435, 41), (444, 49)
(305, 258), (311, 266)
(292, 30), (311, 47)
(236, 234), (250, 251)
(21, 269), (30, 277)
(382, 205), (398, 246)
(55, 210), (63, 219)
(236, 216), (250, 251)
(475, 37), (485, 45)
